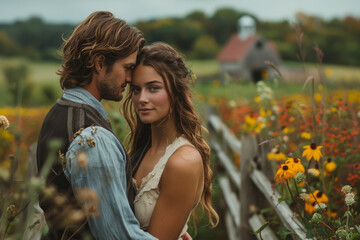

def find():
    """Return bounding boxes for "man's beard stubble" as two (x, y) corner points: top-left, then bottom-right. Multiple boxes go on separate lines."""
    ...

(98, 79), (124, 101)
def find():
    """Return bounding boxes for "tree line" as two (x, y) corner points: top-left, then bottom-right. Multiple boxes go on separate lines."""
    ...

(0, 8), (359, 65)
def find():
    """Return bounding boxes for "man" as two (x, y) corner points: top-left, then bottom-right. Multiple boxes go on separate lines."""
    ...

(36, 11), (157, 239)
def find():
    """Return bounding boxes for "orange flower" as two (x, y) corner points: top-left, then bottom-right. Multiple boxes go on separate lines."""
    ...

(313, 190), (329, 203)
(325, 158), (337, 173)
(275, 164), (297, 183)
(305, 202), (316, 214)
(285, 157), (305, 173)
(302, 143), (323, 161)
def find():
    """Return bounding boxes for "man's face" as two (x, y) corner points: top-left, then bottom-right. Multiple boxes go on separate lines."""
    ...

(97, 51), (138, 101)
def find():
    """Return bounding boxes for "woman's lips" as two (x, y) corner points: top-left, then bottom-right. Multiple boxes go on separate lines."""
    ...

(139, 108), (152, 114)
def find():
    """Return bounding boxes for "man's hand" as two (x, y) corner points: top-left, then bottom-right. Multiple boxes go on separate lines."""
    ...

(181, 232), (192, 240)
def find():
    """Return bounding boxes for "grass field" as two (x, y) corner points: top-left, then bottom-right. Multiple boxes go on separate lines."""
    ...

(0, 56), (60, 84)
(0, 56), (359, 107)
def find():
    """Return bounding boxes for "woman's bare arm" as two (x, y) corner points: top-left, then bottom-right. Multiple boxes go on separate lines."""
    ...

(148, 146), (204, 240)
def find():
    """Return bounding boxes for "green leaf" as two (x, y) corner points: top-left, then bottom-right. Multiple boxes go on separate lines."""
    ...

(260, 208), (272, 215)
(277, 226), (292, 240)
(355, 225), (360, 233)
(276, 197), (286, 207)
(253, 221), (270, 235)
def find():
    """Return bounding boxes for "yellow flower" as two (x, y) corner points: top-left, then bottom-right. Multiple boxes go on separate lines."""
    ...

(302, 143), (323, 161)
(313, 190), (328, 203)
(267, 151), (287, 162)
(260, 108), (266, 117)
(301, 132), (311, 140)
(285, 157), (305, 173)
(325, 158), (337, 173)
(274, 164), (297, 183)
(314, 93), (322, 102)
(305, 202), (316, 214)
(325, 68), (333, 78)
(245, 115), (256, 125)
(254, 95), (261, 103)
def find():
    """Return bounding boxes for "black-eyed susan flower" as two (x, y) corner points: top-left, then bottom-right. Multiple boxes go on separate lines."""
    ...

(325, 158), (337, 173)
(274, 163), (297, 183)
(313, 190), (328, 203)
(302, 143), (323, 161)
(305, 201), (316, 214)
(285, 157), (305, 173)
(267, 148), (287, 162)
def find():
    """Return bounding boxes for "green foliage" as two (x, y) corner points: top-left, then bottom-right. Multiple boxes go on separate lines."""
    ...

(3, 64), (32, 106)
(277, 226), (292, 239)
(1, 10), (360, 65)
(0, 31), (21, 56)
(40, 82), (60, 104)
(190, 35), (219, 59)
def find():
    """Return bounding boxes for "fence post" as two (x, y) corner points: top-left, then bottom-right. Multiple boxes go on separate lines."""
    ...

(239, 134), (259, 240)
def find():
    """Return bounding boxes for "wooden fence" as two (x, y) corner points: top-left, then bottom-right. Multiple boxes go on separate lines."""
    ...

(206, 109), (314, 240)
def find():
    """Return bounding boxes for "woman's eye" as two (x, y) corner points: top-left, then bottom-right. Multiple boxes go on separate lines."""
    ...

(150, 86), (159, 91)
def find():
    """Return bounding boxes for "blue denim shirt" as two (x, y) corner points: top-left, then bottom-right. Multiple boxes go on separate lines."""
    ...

(63, 87), (157, 240)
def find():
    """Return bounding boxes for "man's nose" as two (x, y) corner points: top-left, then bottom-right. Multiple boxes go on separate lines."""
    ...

(125, 71), (132, 84)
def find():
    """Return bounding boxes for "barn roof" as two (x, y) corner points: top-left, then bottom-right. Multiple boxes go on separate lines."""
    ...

(217, 34), (258, 62)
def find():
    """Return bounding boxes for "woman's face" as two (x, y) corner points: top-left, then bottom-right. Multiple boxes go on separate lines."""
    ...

(131, 64), (170, 124)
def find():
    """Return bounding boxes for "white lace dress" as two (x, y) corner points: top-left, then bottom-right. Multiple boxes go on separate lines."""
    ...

(132, 136), (194, 240)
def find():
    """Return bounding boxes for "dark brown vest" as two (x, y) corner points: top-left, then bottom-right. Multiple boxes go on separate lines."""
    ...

(36, 97), (134, 239)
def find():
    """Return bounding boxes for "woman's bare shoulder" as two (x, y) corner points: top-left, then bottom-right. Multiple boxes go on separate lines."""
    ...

(166, 145), (203, 175)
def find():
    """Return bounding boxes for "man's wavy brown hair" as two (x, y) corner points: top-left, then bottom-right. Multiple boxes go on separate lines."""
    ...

(58, 11), (145, 89)
(122, 42), (219, 228)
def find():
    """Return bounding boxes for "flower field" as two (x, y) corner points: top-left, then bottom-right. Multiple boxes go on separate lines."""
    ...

(0, 107), (49, 176)
(212, 80), (360, 239)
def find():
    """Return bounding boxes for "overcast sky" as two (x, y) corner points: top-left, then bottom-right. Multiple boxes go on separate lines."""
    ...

(1, 0), (359, 24)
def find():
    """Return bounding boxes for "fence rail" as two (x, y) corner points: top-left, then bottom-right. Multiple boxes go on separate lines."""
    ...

(207, 109), (313, 240)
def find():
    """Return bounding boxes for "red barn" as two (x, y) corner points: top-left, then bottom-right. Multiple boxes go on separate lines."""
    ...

(217, 16), (281, 82)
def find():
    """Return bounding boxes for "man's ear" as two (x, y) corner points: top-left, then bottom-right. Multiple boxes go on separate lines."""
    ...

(94, 56), (105, 73)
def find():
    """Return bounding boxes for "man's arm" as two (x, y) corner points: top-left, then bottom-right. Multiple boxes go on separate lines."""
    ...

(65, 126), (157, 240)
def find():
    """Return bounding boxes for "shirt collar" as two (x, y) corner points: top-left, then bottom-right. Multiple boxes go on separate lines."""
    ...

(62, 87), (108, 120)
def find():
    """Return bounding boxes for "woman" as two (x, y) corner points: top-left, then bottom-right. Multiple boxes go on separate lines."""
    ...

(123, 42), (219, 240)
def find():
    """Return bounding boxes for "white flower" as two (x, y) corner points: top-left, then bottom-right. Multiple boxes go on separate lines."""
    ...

(341, 185), (352, 193)
(0, 115), (9, 129)
(315, 203), (327, 211)
(345, 192), (356, 206)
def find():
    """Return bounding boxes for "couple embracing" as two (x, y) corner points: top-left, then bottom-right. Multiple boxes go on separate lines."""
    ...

(35, 11), (218, 240)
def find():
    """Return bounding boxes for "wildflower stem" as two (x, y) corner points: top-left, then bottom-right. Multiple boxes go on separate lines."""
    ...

(346, 205), (350, 235)
(304, 182), (335, 231)
(321, 222), (338, 238)
(285, 180), (305, 223)
(306, 159), (312, 174)
(292, 179), (308, 221)
(67, 219), (88, 240)
(310, 77), (318, 141)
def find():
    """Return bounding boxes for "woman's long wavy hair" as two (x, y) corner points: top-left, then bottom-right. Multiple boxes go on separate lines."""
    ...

(122, 42), (219, 227)
(58, 11), (145, 89)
